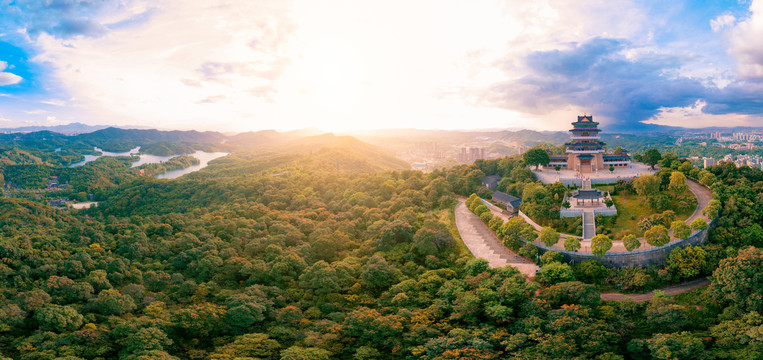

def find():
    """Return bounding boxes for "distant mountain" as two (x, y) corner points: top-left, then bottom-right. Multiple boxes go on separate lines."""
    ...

(77, 127), (228, 152)
(0, 122), (111, 135)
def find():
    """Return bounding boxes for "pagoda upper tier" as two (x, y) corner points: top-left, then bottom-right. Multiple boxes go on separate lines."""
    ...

(570, 115), (601, 133)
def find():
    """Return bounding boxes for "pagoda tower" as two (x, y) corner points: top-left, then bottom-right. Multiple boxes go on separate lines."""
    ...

(565, 115), (606, 173)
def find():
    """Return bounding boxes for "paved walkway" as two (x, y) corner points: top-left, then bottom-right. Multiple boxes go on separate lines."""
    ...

(600, 278), (710, 302)
(582, 211), (595, 240)
(455, 202), (539, 277)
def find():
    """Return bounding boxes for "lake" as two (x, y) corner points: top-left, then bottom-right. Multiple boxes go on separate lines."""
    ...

(157, 151), (228, 179)
(69, 147), (140, 167)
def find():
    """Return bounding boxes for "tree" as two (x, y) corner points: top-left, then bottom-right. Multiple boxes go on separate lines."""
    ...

(644, 225), (670, 247)
(542, 281), (600, 307)
(710, 247), (763, 313)
(646, 332), (705, 360)
(604, 198), (614, 208)
(519, 242), (538, 259)
(555, 165), (561, 172)
(34, 304), (83, 332)
(690, 218), (707, 232)
(670, 220), (691, 240)
(667, 246), (708, 279)
(539, 227), (560, 247)
(564, 236), (581, 252)
(562, 200), (571, 209)
(535, 262), (575, 286)
(541, 250), (564, 265)
(121, 327), (173, 358)
(609, 166), (614, 173)
(361, 255), (401, 292)
(591, 234), (612, 257)
(622, 234), (641, 252)
(632, 175), (660, 197)
(89, 289), (136, 315)
(523, 148), (550, 170)
(280, 346), (331, 360)
(643, 149), (662, 169)
(573, 260), (607, 284)
(299, 260), (340, 295)
(669, 171), (688, 194)
(500, 217), (536, 249)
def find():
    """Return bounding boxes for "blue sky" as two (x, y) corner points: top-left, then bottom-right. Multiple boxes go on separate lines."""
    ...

(0, 0), (762, 131)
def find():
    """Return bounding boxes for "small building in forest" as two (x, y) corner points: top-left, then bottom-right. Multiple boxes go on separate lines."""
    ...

(492, 191), (521, 214)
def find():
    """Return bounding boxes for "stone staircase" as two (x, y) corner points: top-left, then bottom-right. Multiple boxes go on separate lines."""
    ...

(582, 178), (592, 190)
(583, 211), (595, 240)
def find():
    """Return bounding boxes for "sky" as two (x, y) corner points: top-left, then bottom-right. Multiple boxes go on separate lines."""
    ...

(0, 0), (762, 132)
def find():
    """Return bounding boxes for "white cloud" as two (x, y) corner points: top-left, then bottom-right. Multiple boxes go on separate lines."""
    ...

(0, 61), (22, 86)
(728, 0), (763, 78)
(643, 100), (763, 128)
(711, 14), (736, 32)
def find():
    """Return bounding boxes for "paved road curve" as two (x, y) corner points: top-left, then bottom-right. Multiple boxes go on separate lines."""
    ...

(454, 202), (540, 277)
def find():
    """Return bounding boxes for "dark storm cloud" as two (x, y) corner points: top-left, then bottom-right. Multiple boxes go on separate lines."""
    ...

(484, 38), (709, 129)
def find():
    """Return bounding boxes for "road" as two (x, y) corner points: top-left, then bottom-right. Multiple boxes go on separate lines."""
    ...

(600, 278), (710, 302)
(454, 201), (539, 277)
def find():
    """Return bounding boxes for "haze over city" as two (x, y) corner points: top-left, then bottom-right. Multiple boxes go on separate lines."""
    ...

(1, 0), (763, 132)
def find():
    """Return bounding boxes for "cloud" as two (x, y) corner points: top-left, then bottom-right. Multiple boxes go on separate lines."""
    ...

(482, 38), (707, 129)
(711, 14), (736, 32)
(728, 0), (763, 78)
(0, 0), (143, 39)
(0, 60), (23, 85)
(194, 95), (226, 104)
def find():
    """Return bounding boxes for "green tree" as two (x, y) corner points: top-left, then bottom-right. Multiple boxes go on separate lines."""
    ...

(643, 149), (662, 169)
(34, 304), (83, 332)
(121, 327), (173, 358)
(573, 260), (608, 284)
(523, 148), (550, 170)
(299, 260), (340, 295)
(535, 262), (575, 286)
(89, 289), (136, 315)
(646, 332), (705, 360)
(669, 171), (688, 194)
(541, 250), (564, 265)
(632, 174), (660, 197)
(564, 236), (581, 252)
(710, 247), (763, 313)
(361, 255), (401, 292)
(671, 220), (691, 240)
(644, 225), (670, 247)
(690, 218), (707, 232)
(539, 227), (560, 247)
(668, 246), (708, 279)
(622, 234), (641, 252)
(591, 234), (612, 257)
(280, 346), (331, 360)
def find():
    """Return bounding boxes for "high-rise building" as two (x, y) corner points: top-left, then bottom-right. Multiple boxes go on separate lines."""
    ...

(703, 157), (715, 168)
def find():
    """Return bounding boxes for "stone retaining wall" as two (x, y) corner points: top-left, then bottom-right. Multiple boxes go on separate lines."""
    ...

(530, 218), (718, 268)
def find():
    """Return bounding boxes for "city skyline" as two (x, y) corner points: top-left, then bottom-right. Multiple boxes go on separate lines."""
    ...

(1, 1), (763, 132)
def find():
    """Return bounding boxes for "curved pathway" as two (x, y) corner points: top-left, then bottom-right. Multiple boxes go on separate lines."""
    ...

(600, 277), (710, 302)
(454, 201), (539, 277)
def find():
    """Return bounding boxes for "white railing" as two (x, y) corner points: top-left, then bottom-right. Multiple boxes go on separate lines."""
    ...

(566, 149), (604, 154)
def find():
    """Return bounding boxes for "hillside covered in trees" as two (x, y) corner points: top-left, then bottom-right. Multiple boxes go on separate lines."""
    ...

(0, 130), (761, 359)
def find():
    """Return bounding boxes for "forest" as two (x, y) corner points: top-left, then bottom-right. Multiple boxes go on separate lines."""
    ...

(0, 131), (761, 359)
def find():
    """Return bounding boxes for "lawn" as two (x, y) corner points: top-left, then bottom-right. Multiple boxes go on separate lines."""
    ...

(593, 184), (694, 238)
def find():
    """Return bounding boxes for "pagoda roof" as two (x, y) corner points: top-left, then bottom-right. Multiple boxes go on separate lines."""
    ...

(573, 189), (603, 199)
(565, 140), (606, 148)
(576, 154), (594, 160)
(570, 127), (601, 132)
(571, 115), (599, 126)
